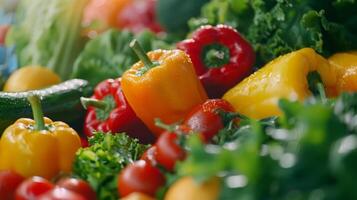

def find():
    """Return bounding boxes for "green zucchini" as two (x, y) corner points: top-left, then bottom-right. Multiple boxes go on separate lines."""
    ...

(0, 79), (92, 133)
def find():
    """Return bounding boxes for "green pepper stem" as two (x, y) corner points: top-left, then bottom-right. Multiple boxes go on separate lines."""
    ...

(27, 95), (46, 130)
(317, 83), (327, 103)
(155, 118), (177, 132)
(130, 39), (158, 75)
(80, 97), (107, 110)
(203, 44), (230, 68)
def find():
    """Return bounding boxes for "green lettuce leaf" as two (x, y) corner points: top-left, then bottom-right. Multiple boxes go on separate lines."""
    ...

(73, 132), (149, 200)
(6, 0), (88, 79)
(192, 0), (357, 65)
(71, 29), (173, 87)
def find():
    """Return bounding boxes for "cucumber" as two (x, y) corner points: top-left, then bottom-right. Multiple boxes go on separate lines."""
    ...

(0, 79), (92, 133)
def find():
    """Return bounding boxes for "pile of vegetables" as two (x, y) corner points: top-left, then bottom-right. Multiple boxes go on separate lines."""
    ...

(190, 0), (357, 65)
(0, 0), (357, 200)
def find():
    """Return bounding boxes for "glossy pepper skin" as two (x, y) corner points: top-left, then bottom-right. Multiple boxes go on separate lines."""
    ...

(177, 24), (255, 98)
(327, 52), (357, 96)
(122, 41), (208, 136)
(0, 96), (81, 179)
(81, 78), (155, 144)
(223, 48), (336, 119)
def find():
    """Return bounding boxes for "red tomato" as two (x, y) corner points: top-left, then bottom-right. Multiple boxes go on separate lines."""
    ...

(155, 132), (186, 171)
(118, 160), (165, 197)
(183, 99), (235, 142)
(15, 176), (54, 200)
(57, 178), (96, 200)
(140, 146), (158, 166)
(0, 170), (25, 200)
(38, 188), (86, 200)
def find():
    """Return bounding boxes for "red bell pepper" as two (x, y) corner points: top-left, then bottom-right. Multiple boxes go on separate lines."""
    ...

(81, 78), (155, 144)
(177, 24), (255, 98)
(183, 99), (235, 142)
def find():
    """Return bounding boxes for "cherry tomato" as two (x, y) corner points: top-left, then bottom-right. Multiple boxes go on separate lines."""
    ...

(155, 132), (186, 171)
(57, 178), (96, 200)
(15, 176), (54, 200)
(38, 188), (86, 200)
(0, 170), (25, 200)
(183, 99), (235, 142)
(118, 160), (165, 197)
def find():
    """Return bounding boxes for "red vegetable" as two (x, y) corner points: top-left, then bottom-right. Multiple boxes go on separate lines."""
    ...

(38, 188), (86, 200)
(15, 176), (54, 200)
(118, 160), (165, 197)
(177, 24), (255, 98)
(141, 146), (158, 166)
(81, 78), (155, 144)
(0, 170), (25, 200)
(0, 25), (9, 45)
(155, 132), (186, 171)
(183, 99), (235, 142)
(57, 178), (96, 200)
(116, 0), (163, 33)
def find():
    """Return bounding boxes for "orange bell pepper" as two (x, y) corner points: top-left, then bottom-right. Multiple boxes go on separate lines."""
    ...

(121, 40), (207, 136)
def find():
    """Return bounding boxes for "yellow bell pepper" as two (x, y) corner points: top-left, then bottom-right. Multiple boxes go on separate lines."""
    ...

(0, 95), (81, 179)
(164, 176), (220, 200)
(223, 48), (336, 119)
(121, 40), (207, 136)
(3, 65), (61, 92)
(327, 51), (357, 96)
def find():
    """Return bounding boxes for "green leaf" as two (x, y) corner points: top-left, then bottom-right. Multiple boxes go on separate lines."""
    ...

(6, 0), (88, 79)
(71, 29), (173, 87)
(73, 132), (149, 200)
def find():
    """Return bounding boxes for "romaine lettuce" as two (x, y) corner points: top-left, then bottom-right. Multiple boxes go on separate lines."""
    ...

(6, 0), (88, 79)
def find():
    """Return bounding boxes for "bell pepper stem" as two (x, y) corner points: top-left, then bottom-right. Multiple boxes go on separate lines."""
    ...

(130, 39), (158, 75)
(27, 95), (46, 130)
(317, 83), (327, 103)
(80, 97), (107, 110)
(203, 44), (230, 68)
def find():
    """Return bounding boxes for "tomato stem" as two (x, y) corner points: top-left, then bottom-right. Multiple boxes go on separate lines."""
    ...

(27, 95), (46, 130)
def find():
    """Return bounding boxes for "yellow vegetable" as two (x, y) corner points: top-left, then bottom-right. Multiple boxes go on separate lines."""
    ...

(0, 95), (81, 179)
(164, 177), (220, 200)
(3, 65), (61, 92)
(223, 48), (336, 119)
(121, 192), (155, 200)
(327, 51), (357, 96)
(121, 40), (207, 136)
